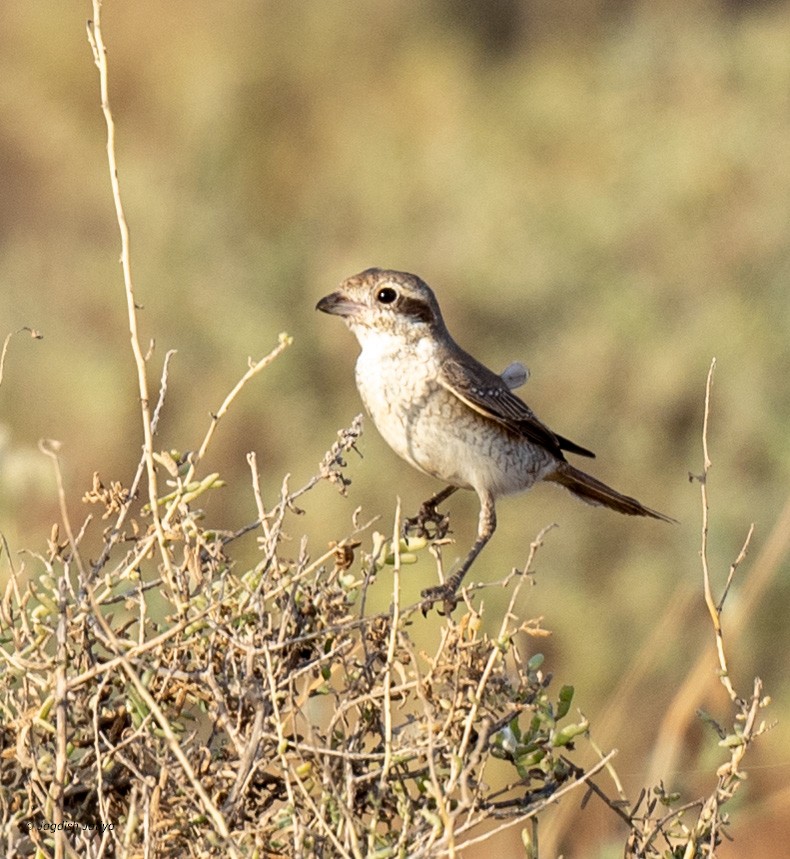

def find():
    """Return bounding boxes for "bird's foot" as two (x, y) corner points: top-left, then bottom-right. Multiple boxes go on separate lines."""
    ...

(404, 501), (451, 541)
(420, 582), (459, 616)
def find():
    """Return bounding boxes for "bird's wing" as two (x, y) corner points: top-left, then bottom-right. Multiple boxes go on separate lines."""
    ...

(439, 352), (595, 459)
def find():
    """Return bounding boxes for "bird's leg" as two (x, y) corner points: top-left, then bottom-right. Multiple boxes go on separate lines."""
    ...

(421, 492), (496, 613)
(403, 485), (458, 540)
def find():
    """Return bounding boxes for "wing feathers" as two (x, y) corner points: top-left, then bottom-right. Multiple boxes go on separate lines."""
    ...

(439, 353), (594, 460)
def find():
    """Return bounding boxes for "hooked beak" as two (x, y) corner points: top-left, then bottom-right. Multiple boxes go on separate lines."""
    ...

(316, 290), (360, 318)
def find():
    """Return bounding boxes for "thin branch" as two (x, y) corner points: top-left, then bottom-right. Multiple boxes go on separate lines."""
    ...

(86, 3), (173, 584)
(38, 439), (88, 583)
(699, 357), (754, 702)
(53, 571), (69, 859)
(189, 334), (293, 478)
(445, 750), (619, 857)
(0, 327), (43, 388)
(90, 349), (177, 578)
(378, 498), (403, 792)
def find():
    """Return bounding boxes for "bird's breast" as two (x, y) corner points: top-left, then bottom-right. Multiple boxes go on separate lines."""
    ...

(354, 338), (453, 473)
(354, 339), (441, 433)
(352, 335), (554, 496)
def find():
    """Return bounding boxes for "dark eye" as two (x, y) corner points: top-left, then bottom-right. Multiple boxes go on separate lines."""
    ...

(376, 287), (397, 304)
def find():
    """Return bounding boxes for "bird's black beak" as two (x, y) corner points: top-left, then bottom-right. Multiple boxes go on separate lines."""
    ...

(316, 291), (359, 318)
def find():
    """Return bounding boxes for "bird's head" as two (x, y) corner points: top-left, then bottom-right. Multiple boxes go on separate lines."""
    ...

(316, 268), (446, 345)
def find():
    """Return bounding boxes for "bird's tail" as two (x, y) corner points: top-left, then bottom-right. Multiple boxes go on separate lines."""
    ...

(546, 462), (675, 523)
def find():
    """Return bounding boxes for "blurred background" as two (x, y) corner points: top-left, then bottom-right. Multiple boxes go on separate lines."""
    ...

(1, 1), (788, 855)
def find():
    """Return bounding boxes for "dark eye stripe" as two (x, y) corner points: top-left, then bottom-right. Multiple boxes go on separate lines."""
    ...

(397, 296), (435, 325)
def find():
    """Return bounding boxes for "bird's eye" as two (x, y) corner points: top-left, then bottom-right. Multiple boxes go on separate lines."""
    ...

(376, 287), (397, 304)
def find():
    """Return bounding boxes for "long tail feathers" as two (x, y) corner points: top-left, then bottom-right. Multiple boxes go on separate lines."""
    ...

(547, 462), (675, 523)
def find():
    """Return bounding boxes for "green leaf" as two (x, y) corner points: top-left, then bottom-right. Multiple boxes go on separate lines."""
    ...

(556, 685), (574, 720)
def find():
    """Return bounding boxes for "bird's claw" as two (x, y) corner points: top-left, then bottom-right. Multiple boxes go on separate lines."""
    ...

(420, 583), (459, 616)
(403, 502), (450, 541)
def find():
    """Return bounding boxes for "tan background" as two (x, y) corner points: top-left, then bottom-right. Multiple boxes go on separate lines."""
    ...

(1, 2), (788, 855)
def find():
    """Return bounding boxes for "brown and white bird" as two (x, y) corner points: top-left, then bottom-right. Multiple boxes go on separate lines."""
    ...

(317, 268), (673, 607)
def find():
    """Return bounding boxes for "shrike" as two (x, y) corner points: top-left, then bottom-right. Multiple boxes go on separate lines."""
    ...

(317, 268), (672, 607)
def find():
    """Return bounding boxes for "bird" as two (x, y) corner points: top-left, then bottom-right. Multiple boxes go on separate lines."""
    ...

(317, 268), (673, 608)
